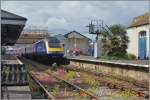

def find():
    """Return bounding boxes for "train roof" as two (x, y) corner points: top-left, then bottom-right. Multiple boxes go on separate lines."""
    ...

(33, 36), (60, 44)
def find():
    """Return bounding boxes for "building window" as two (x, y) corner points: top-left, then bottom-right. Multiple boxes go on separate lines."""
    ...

(139, 31), (146, 38)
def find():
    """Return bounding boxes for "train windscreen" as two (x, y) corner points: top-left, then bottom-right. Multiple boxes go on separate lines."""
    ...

(48, 37), (61, 48)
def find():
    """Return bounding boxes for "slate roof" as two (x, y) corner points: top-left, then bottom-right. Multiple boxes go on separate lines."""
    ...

(64, 31), (91, 40)
(1, 10), (27, 46)
(1, 10), (27, 21)
(128, 12), (149, 28)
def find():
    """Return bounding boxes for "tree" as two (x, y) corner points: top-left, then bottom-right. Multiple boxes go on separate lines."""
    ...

(102, 24), (129, 57)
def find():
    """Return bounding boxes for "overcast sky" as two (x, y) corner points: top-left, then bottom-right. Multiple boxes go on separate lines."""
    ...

(2, 1), (148, 39)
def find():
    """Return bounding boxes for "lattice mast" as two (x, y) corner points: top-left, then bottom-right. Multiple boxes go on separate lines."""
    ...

(86, 20), (104, 58)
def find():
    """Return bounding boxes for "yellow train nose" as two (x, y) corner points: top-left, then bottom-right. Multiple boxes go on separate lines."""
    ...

(48, 48), (64, 52)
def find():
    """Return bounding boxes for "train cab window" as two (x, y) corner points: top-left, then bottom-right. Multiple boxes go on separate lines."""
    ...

(48, 37), (61, 48)
(49, 43), (61, 48)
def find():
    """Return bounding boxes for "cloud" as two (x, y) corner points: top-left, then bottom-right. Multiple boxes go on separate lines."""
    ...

(2, 1), (148, 37)
(46, 17), (69, 29)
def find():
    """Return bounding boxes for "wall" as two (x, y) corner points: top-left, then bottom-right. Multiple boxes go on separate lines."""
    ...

(65, 33), (90, 54)
(126, 25), (149, 58)
(69, 59), (149, 81)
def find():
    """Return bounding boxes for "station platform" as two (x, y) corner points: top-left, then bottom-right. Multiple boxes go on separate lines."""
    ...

(2, 86), (31, 99)
(67, 55), (149, 66)
(2, 54), (23, 65)
(67, 55), (149, 81)
(1, 54), (31, 99)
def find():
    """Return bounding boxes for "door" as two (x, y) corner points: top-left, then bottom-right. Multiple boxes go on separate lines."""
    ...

(139, 31), (147, 59)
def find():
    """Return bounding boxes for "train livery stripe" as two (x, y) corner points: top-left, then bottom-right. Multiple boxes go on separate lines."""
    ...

(48, 48), (63, 52)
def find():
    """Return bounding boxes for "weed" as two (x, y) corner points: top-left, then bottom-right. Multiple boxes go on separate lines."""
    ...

(83, 74), (99, 87)
(52, 85), (60, 95)
(88, 86), (98, 94)
(95, 68), (101, 74)
(44, 69), (52, 74)
(64, 71), (77, 80)
(119, 90), (138, 99)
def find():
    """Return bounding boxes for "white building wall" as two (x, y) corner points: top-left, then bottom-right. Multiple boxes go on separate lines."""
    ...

(66, 38), (89, 54)
(78, 39), (89, 53)
(65, 32), (90, 55)
(126, 25), (149, 58)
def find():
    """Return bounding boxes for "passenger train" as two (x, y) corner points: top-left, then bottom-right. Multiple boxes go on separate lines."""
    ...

(20, 37), (64, 64)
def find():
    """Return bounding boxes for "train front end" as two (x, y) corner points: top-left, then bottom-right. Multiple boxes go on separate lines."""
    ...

(46, 37), (64, 59)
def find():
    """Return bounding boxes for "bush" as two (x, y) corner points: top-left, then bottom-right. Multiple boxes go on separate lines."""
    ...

(105, 52), (128, 60)
(127, 53), (136, 60)
(101, 53), (136, 60)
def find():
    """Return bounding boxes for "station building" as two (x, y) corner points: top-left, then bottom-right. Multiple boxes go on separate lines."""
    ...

(126, 13), (149, 59)
(64, 31), (92, 55)
(1, 10), (27, 46)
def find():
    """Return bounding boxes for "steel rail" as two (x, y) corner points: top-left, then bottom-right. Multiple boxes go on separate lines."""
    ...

(28, 72), (55, 99)
(21, 57), (99, 99)
(53, 75), (98, 99)
(63, 65), (149, 98)
(65, 65), (149, 89)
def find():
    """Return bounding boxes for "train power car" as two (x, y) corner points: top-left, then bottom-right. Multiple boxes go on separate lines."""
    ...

(23, 37), (64, 65)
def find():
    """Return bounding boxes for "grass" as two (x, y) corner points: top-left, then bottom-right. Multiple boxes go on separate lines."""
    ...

(28, 76), (45, 99)
(64, 71), (77, 80)
(44, 69), (52, 74)
(83, 74), (99, 87)
(107, 90), (138, 99)
(52, 85), (60, 95)
(87, 86), (98, 94)
(119, 90), (138, 98)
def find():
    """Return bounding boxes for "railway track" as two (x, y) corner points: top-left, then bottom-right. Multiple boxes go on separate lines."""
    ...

(20, 57), (149, 99)
(64, 65), (148, 88)
(62, 65), (149, 98)
(20, 57), (98, 99)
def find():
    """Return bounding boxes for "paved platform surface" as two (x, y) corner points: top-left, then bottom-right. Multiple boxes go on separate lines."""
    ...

(2, 86), (31, 99)
(2, 54), (17, 60)
(67, 55), (149, 65)
(2, 54), (22, 64)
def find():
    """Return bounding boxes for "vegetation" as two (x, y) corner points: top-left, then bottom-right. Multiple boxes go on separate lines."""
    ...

(101, 24), (130, 59)
(52, 85), (60, 95)
(83, 74), (99, 87)
(44, 69), (52, 74)
(127, 53), (136, 60)
(88, 86), (98, 94)
(119, 90), (138, 99)
(29, 76), (45, 99)
(64, 71), (77, 80)
(101, 53), (136, 60)
(107, 90), (138, 99)
(95, 68), (101, 74)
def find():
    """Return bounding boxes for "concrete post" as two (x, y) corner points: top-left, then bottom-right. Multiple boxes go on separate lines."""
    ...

(94, 38), (102, 58)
